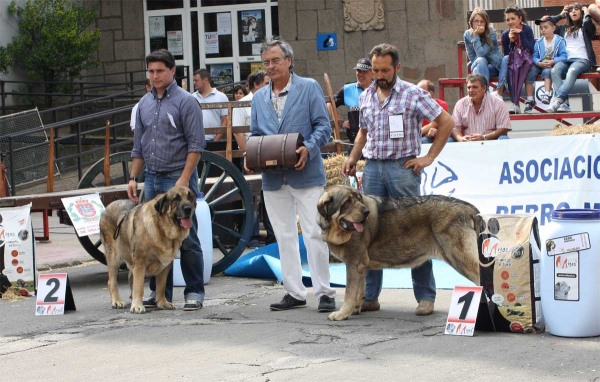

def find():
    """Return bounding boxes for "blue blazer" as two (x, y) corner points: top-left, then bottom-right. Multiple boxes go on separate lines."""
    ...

(250, 72), (331, 191)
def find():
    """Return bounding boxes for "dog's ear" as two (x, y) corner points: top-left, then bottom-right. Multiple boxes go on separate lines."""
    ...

(154, 194), (169, 214)
(317, 191), (335, 220)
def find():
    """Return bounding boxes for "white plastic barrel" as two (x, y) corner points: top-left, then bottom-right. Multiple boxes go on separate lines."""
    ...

(541, 209), (600, 337)
(173, 192), (213, 285)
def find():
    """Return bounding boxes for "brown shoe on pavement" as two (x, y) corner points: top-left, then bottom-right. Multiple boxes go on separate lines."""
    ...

(415, 300), (434, 316)
(361, 299), (380, 312)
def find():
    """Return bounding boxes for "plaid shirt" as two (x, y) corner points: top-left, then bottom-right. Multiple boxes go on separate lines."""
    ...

(452, 93), (512, 136)
(359, 78), (442, 160)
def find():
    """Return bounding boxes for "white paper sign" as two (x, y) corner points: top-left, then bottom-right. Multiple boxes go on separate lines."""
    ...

(61, 194), (105, 237)
(389, 114), (404, 138)
(217, 13), (231, 35)
(1, 203), (35, 296)
(36, 273), (68, 315)
(546, 233), (590, 255)
(553, 251), (579, 301)
(444, 286), (483, 336)
(167, 30), (183, 55)
(149, 16), (165, 38)
(252, 43), (262, 56)
(205, 32), (219, 55)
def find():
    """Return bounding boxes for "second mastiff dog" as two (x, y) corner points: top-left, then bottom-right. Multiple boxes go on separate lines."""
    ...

(100, 185), (196, 314)
(317, 185), (481, 321)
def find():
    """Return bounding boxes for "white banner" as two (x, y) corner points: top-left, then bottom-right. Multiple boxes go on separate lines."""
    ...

(1, 203), (35, 296)
(421, 134), (600, 230)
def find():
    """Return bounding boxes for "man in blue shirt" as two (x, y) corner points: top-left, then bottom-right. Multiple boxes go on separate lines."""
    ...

(334, 58), (373, 149)
(127, 49), (206, 311)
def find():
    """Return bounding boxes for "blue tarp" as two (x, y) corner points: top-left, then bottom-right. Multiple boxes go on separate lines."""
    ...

(224, 236), (475, 289)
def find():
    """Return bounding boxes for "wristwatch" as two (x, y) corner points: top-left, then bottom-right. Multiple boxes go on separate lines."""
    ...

(129, 176), (139, 182)
(483, 135), (487, 141)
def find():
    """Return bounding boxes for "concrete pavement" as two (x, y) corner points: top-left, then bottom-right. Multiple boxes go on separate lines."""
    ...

(0, 213), (598, 381)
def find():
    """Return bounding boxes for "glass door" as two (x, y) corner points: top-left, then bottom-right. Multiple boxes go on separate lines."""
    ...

(194, 2), (278, 94)
(145, 2), (193, 90)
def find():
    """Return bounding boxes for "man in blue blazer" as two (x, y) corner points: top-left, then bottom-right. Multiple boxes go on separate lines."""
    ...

(246, 37), (336, 313)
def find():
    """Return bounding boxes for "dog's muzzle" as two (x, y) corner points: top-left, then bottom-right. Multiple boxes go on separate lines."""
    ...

(340, 208), (370, 232)
(177, 205), (194, 229)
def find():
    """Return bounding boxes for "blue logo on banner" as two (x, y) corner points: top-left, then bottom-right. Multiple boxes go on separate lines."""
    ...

(422, 161), (458, 196)
(317, 33), (337, 51)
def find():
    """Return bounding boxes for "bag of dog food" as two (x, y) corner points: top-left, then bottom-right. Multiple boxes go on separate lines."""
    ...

(476, 214), (544, 333)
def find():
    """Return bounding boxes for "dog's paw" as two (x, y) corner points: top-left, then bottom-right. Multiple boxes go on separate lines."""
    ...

(328, 311), (349, 321)
(352, 306), (361, 315)
(157, 301), (175, 310)
(111, 300), (126, 309)
(130, 304), (146, 314)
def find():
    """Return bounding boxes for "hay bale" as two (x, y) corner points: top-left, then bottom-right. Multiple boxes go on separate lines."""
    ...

(1, 286), (26, 301)
(323, 154), (365, 187)
(550, 124), (600, 136)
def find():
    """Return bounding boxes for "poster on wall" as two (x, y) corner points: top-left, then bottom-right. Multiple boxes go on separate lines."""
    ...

(250, 62), (264, 73)
(61, 194), (105, 237)
(240, 10), (263, 43)
(1, 204), (36, 297)
(210, 64), (233, 87)
(205, 32), (219, 55)
(149, 16), (166, 38)
(167, 31), (183, 56)
(217, 13), (231, 35)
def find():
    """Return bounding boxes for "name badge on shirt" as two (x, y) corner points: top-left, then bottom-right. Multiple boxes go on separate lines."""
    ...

(389, 114), (404, 139)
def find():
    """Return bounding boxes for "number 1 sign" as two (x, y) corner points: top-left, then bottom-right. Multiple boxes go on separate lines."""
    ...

(444, 286), (483, 336)
(35, 273), (76, 315)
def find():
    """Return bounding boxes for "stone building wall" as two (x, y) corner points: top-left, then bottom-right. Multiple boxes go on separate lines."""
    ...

(86, 0), (147, 87)
(277, 0), (468, 105)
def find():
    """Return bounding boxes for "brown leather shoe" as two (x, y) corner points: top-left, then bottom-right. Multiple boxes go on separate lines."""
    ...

(415, 300), (434, 316)
(361, 299), (380, 311)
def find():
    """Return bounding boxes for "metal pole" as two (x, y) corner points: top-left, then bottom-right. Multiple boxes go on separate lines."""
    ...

(1, 81), (5, 115)
(8, 137), (15, 196)
(77, 122), (82, 180)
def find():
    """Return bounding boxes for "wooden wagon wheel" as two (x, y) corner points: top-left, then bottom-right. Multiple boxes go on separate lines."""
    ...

(76, 151), (254, 275)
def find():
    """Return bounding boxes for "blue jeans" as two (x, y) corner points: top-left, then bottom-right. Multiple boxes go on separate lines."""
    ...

(551, 58), (591, 102)
(144, 168), (205, 303)
(421, 136), (455, 144)
(471, 57), (499, 89)
(362, 157), (436, 303)
(497, 55), (509, 89)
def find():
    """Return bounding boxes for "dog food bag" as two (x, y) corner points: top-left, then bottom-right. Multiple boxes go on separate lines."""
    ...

(476, 214), (544, 333)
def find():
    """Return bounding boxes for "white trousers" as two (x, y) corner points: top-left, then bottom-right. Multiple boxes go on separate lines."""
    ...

(263, 185), (335, 301)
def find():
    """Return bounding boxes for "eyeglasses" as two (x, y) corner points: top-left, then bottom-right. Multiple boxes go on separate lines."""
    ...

(262, 57), (284, 67)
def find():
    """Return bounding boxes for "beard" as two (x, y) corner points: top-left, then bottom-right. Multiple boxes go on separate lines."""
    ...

(376, 71), (397, 89)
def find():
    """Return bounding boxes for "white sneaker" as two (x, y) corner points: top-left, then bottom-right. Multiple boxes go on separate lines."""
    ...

(509, 104), (521, 114)
(596, 66), (600, 73)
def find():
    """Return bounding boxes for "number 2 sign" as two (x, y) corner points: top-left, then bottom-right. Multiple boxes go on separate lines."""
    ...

(36, 273), (76, 315)
(444, 286), (483, 336)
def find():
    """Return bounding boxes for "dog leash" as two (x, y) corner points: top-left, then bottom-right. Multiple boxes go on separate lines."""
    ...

(113, 203), (141, 240)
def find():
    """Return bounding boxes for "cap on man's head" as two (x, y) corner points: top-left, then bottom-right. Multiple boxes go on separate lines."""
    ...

(535, 15), (556, 25)
(354, 58), (372, 71)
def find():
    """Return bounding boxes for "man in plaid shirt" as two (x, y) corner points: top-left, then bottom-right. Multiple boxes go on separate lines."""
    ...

(342, 43), (455, 316)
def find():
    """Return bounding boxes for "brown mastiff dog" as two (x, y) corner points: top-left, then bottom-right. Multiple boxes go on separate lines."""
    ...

(100, 185), (196, 313)
(317, 185), (481, 321)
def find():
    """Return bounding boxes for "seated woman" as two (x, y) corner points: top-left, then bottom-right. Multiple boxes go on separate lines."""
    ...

(548, 3), (597, 112)
(463, 8), (504, 91)
(495, 6), (537, 114)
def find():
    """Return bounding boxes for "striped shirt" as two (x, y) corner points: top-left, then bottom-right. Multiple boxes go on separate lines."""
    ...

(359, 78), (442, 160)
(132, 80), (206, 172)
(452, 93), (512, 136)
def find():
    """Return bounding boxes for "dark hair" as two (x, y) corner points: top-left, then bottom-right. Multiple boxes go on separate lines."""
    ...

(369, 43), (400, 67)
(144, 78), (151, 87)
(261, 37), (294, 70)
(566, 3), (584, 37)
(504, 5), (528, 23)
(233, 84), (248, 97)
(145, 49), (175, 69)
(246, 70), (268, 91)
(469, 8), (493, 47)
(467, 73), (488, 89)
(193, 68), (211, 80)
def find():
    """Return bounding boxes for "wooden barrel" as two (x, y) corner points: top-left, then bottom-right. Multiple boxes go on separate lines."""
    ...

(245, 133), (304, 173)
